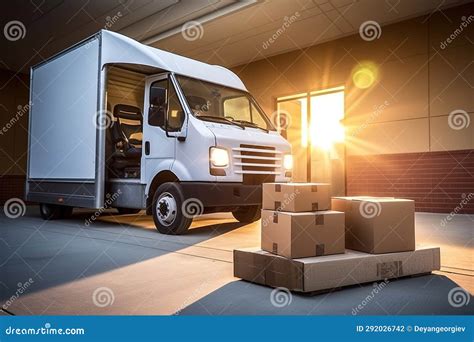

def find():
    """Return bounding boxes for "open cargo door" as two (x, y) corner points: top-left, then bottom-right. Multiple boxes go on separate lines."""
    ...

(26, 33), (105, 209)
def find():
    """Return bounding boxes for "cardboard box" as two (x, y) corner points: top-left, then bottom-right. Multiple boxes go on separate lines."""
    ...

(331, 197), (415, 254)
(261, 210), (345, 258)
(262, 183), (331, 212)
(234, 247), (440, 293)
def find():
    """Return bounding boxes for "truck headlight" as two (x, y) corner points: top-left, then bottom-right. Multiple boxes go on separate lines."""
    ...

(283, 154), (293, 170)
(210, 147), (229, 167)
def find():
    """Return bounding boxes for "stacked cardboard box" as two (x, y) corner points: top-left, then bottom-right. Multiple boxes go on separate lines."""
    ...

(234, 185), (440, 293)
(261, 183), (345, 258)
(331, 196), (415, 254)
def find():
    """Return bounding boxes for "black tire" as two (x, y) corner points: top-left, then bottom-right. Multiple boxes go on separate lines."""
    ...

(232, 205), (261, 223)
(39, 203), (63, 220)
(152, 182), (193, 235)
(116, 208), (141, 215)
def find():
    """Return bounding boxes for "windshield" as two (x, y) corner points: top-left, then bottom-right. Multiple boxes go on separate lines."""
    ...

(176, 75), (275, 131)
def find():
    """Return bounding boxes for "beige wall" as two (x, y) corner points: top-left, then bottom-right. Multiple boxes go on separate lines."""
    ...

(0, 69), (29, 175)
(233, 4), (474, 157)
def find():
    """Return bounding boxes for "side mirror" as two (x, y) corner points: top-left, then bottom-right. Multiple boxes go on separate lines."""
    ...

(148, 106), (165, 127)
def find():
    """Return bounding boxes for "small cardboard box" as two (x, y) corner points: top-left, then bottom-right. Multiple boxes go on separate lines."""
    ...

(233, 247), (440, 293)
(262, 183), (331, 212)
(261, 210), (345, 258)
(331, 196), (415, 254)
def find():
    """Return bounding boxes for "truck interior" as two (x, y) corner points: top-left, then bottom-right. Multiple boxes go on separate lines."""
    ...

(105, 65), (146, 179)
(107, 104), (142, 178)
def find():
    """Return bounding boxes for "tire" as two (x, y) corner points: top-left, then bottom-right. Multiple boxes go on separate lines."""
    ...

(116, 208), (141, 215)
(39, 203), (63, 220)
(152, 182), (193, 235)
(232, 205), (261, 223)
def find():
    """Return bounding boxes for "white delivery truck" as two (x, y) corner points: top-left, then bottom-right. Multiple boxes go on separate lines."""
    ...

(26, 30), (292, 234)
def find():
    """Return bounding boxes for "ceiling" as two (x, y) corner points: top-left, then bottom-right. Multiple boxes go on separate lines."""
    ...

(0, 0), (471, 74)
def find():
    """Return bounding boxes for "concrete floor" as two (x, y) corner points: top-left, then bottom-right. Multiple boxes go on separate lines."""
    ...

(0, 207), (472, 315)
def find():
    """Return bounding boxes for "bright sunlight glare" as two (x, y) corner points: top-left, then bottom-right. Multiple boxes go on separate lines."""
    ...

(309, 91), (345, 150)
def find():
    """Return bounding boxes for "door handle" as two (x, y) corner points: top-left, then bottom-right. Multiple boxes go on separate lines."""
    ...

(145, 141), (150, 155)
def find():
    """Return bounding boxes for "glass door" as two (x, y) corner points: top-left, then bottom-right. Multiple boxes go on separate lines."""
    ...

(276, 87), (345, 195)
(276, 94), (308, 182)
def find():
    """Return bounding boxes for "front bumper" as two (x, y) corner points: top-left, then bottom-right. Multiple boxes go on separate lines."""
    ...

(180, 182), (262, 208)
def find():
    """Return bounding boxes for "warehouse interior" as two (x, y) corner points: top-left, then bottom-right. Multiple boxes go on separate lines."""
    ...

(0, 0), (472, 315)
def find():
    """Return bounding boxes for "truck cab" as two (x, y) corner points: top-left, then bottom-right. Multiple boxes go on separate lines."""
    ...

(26, 30), (292, 234)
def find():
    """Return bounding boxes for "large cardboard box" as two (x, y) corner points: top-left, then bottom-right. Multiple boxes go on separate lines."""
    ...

(331, 197), (415, 254)
(261, 210), (345, 258)
(233, 247), (440, 293)
(262, 183), (331, 212)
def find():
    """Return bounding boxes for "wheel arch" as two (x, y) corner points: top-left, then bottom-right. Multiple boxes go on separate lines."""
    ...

(146, 170), (179, 214)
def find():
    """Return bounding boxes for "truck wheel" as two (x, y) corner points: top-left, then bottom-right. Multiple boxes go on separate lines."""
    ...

(152, 182), (192, 235)
(40, 204), (73, 220)
(232, 205), (261, 223)
(116, 208), (141, 215)
(39, 203), (62, 220)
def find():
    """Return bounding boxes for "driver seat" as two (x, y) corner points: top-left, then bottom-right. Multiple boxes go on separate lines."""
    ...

(109, 104), (143, 176)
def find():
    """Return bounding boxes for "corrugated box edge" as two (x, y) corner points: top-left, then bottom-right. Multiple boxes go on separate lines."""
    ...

(233, 249), (304, 291)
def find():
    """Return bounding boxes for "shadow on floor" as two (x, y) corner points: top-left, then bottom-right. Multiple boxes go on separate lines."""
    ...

(0, 207), (245, 302)
(178, 274), (474, 315)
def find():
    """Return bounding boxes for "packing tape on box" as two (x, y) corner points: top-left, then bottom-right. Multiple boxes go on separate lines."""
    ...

(275, 184), (281, 192)
(312, 203), (319, 211)
(311, 185), (318, 192)
(315, 244), (325, 256)
(274, 201), (282, 211)
(264, 256), (303, 290)
(272, 212), (279, 223)
(315, 215), (324, 225)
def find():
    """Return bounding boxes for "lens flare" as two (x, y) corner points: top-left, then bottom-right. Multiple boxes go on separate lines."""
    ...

(352, 62), (379, 89)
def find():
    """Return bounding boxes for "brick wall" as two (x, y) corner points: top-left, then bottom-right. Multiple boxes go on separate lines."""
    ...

(0, 175), (26, 204)
(346, 149), (474, 214)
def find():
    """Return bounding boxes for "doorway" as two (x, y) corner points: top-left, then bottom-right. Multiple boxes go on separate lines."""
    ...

(276, 87), (345, 195)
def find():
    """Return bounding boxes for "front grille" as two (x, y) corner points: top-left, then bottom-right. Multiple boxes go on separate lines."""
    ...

(232, 144), (282, 175)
